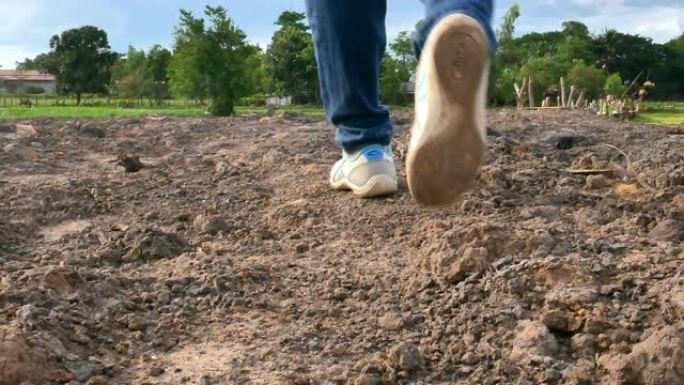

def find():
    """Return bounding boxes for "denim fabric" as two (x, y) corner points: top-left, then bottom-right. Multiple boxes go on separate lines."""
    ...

(305, 0), (495, 151)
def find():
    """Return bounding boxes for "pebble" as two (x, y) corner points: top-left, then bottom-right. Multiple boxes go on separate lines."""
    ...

(149, 366), (165, 377)
(586, 174), (608, 190)
(377, 312), (403, 331)
(388, 342), (422, 372)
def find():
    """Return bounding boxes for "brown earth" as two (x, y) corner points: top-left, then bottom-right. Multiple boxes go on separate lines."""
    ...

(0, 110), (683, 385)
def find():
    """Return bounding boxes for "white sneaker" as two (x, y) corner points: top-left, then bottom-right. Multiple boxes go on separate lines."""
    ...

(330, 144), (398, 198)
(407, 14), (490, 206)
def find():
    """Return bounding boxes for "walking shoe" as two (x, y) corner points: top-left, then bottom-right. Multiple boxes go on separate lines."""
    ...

(330, 144), (398, 198)
(407, 14), (490, 206)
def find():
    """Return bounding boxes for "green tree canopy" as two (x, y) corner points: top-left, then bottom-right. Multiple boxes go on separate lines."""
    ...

(604, 73), (625, 98)
(380, 31), (418, 105)
(168, 6), (257, 115)
(48, 26), (118, 105)
(567, 59), (606, 99)
(265, 11), (318, 101)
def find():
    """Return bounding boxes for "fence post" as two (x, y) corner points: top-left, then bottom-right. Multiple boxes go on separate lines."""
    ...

(528, 76), (535, 108)
(560, 77), (567, 108)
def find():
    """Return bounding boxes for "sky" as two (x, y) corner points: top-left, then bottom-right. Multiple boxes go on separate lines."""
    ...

(1, 0), (683, 69)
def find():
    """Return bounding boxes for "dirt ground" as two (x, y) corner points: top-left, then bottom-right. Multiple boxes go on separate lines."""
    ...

(0, 110), (683, 385)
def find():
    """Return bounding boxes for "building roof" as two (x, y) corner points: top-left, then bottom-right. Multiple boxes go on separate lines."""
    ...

(0, 69), (55, 82)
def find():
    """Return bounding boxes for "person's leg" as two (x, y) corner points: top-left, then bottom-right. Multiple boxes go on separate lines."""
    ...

(415, 0), (496, 56)
(305, 0), (393, 152)
(306, 0), (398, 198)
(406, 1), (495, 206)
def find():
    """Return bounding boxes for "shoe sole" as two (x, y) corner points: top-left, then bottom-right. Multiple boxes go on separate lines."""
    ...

(331, 175), (398, 199)
(407, 14), (488, 207)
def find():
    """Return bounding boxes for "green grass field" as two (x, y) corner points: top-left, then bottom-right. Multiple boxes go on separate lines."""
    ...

(1, 97), (681, 124)
(0, 105), (326, 120)
(635, 101), (684, 125)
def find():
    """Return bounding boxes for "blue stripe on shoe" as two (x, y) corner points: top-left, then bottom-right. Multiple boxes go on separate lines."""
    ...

(363, 148), (384, 161)
(343, 144), (391, 162)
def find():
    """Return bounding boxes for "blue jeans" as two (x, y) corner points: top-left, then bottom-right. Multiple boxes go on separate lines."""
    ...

(305, 0), (496, 151)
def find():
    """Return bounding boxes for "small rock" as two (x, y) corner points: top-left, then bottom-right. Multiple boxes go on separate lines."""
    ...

(649, 219), (682, 242)
(543, 369), (562, 382)
(149, 366), (165, 377)
(378, 312), (403, 331)
(571, 333), (596, 351)
(123, 229), (187, 262)
(215, 161), (230, 176)
(445, 247), (489, 283)
(461, 351), (479, 365)
(193, 215), (231, 236)
(510, 320), (559, 362)
(118, 155), (144, 173)
(0, 124), (16, 133)
(354, 374), (382, 385)
(127, 317), (147, 331)
(586, 174), (608, 190)
(599, 325), (684, 385)
(15, 124), (36, 137)
(387, 342), (422, 372)
(294, 242), (310, 254)
(87, 376), (109, 385)
(543, 310), (569, 333)
(79, 124), (106, 138)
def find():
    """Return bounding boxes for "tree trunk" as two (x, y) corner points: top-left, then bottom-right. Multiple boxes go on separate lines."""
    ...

(76, 93), (82, 106)
(568, 86), (576, 109)
(210, 95), (235, 116)
(514, 77), (528, 109)
(575, 91), (586, 109)
(560, 77), (567, 108)
(528, 77), (535, 108)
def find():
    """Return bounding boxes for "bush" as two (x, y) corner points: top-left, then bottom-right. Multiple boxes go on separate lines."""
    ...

(567, 60), (606, 100)
(518, 56), (571, 102)
(604, 73), (625, 98)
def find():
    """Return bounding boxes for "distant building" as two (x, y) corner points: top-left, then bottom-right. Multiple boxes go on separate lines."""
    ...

(0, 69), (56, 95)
(402, 73), (416, 94)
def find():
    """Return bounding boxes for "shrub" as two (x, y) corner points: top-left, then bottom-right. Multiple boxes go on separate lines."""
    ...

(567, 60), (606, 100)
(604, 73), (625, 98)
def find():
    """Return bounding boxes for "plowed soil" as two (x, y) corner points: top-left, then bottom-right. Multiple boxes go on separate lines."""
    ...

(1, 110), (683, 385)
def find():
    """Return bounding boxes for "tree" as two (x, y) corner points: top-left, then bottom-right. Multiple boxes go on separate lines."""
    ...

(389, 31), (416, 67)
(490, 3), (521, 104)
(16, 53), (58, 73)
(146, 45), (172, 83)
(265, 11), (318, 102)
(144, 45), (172, 104)
(663, 34), (684, 98)
(380, 31), (417, 105)
(244, 47), (269, 96)
(111, 46), (146, 100)
(48, 26), (118, 105)
(518, 56), (570, 102)
(168, 6), (256, 115)
(567, 60), (606, 99)
(516, 31), (564, 60)
(559, 21), (596, 64)
(111, 45), (172, 104)
(496, 3), (521, 66)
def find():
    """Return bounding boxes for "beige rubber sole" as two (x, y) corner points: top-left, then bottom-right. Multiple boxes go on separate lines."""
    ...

(330, 174), (398, 198)
(407, 14), (488, 207)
